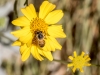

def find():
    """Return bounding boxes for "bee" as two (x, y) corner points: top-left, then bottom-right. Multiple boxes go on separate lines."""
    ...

(34, 31), (45, 47)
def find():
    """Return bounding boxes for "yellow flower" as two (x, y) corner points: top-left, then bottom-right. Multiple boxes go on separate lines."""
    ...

(11, 1), (66, 61)
(67, 51), (91, 73)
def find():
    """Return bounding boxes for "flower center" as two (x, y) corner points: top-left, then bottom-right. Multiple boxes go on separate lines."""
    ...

(73, 56), (85, 68)
(30, 17), (48, 47)
(30, 17), (48, 35)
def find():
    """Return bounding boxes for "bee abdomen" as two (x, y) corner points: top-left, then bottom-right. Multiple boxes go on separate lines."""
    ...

(39, 40), (45, 47)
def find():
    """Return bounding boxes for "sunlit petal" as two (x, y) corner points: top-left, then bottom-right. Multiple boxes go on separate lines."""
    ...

(67, 63), (73, 67)
(39, 1), (56, 19)
(31, 45), (44, 61)
(12, 16), (30, 26)
(48, 25), (66, 38)
(74, 51), (77, 57)
(45, 10), (63, 24)
(21, 4), (37, 21)
(12, 40), (21, 46)
(69, 56), (73, 60)
(21, 46), (31, 61)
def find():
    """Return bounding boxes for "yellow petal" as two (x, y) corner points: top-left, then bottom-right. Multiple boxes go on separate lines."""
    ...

(38, 49), (45, 56)
(84, 63), (91, 66)
(12, 16), (30, 26)
(21, 4), (37, 21)
(42, 51), (53, 61)
(85, 58), (91, 61)
(42, 37), (55, 51)
(74, 51), (77, 57)
(72, 67), (76, 73)
(43, 39), (52, 51)
(47, 37), (55, 51)
(31, 45), (43, 61)
(21, 46), (31, 61)
(11, 27), (30, 38)
(81, 51), (85, 57)
(69, 56), (73, 60)
(38, 49), (53, 61)
(84, 55), (89, 59)
(20, 44), (27, 54)
(80, 68), (84, 73)
(44, 10), (64, 24)
(28, 4), (37, 18)
(48, 36), (62, 50)
(48, 25), (66, 38)
(19, 32), (32, 43)
(27, 38), (32, 47)
(67, 63), (73, 67)
(12, 40), (21, 46)
(39, 1), (56, 19)
(42, 45), (47, 51)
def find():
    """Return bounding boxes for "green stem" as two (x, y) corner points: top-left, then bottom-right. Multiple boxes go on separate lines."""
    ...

(91, 64), (100, 67)
(14, 0), (18, 18)
(24, 0), (28, 6)
(53, 59), (68, 64)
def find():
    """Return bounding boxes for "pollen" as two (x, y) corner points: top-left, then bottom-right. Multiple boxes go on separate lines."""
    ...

(30, 17), (48, 35)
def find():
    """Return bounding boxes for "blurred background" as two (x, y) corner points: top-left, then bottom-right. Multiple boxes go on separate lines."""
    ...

(0, 0), (100, 75)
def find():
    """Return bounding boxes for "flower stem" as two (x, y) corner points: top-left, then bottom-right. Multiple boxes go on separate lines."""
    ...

(91, 64), (100, 67)
(24, 0), (28, 6)
(53, 59), (68, 64)
(14, 0), (18, 18)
